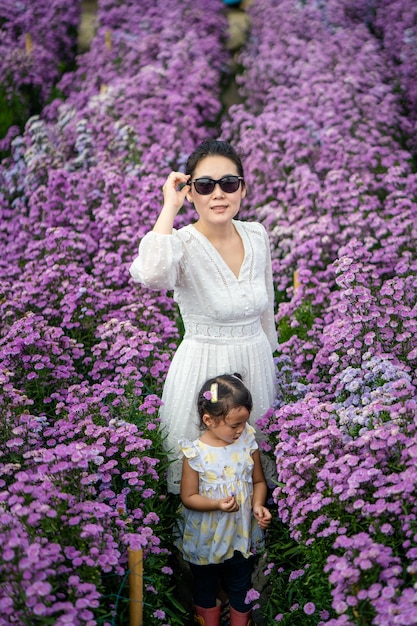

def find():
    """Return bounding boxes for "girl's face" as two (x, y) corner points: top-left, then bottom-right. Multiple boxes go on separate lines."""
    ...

(204, 405), (250, 445)
(186, 155), (246, 226)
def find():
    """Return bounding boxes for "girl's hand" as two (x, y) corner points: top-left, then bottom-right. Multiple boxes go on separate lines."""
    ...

(162, 171), (191, 214)
(218, 495), (239, 513)
(253, 505), (272, 529)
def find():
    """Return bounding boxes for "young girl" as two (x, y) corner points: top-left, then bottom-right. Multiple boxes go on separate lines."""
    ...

(129, 139), (278, 494)
(175, 373), (272, 626)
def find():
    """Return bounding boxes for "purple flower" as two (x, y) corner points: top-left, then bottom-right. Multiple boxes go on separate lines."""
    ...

(303, 602), (315, 615)
(153, 609), (166, 619)
(245, 588), (260, 604)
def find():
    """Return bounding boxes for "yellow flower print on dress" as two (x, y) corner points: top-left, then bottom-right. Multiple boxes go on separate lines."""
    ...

(223, 464), (235, 480)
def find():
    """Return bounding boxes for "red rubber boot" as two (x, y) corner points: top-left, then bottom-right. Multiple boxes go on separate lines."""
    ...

(194, 604), (221, 625)
(229, 605), (254, 625)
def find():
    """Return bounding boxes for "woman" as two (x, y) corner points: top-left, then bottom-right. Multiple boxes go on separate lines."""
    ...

(130, 139), (278, 494)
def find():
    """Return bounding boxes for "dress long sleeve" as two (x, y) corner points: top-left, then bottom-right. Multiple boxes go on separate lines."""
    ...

(129, 230), (183, 291)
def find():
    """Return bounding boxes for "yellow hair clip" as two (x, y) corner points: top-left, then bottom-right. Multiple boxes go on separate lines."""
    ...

(210, 382), (218, 403)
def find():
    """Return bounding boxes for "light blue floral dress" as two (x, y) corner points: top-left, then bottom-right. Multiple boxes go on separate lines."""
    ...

(174, 424), (264, 565)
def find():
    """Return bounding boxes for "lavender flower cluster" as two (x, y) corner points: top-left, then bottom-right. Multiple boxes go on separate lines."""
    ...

(373, 0), (417, 143)
(0, 0), (82, 144)
(0, 0), (229, 624)
(220, 0), (416, 623)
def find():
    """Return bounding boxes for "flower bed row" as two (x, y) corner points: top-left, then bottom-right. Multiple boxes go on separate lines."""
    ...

(0, 1), (229, 624)
(220, 0), (417, 623)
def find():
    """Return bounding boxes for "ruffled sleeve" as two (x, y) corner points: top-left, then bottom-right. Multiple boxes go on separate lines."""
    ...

(129, 230), (184, 290)
(242, 424), (259, 455)
(178, 438), (203, 473)
(260, 224), (279, 353)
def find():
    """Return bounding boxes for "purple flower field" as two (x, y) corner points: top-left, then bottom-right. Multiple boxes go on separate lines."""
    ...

(1, 0), (416, 624)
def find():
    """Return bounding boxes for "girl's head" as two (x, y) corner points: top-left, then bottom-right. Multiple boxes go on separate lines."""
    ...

(185, 139), (245, 179)
(197, 374), (253, 428)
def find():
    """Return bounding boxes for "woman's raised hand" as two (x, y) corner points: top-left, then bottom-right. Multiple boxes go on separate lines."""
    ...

(153, 172), (191, 233)
(162, 171), (191, 214)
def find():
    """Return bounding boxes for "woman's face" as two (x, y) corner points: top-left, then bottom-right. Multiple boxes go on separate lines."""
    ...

(186, 155), (246, 226)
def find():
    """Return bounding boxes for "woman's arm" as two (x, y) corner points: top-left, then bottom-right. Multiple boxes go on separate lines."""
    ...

(129, 172), (190, 288)
(180, 457), (239, 513)
(260, 224), (279, 353)
(252, 449), (272, 529)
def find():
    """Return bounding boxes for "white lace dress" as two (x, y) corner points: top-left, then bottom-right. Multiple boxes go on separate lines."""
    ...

(129, 220), (278, 493)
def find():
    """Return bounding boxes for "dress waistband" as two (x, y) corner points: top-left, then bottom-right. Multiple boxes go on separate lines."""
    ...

(184, 319), (262, 340)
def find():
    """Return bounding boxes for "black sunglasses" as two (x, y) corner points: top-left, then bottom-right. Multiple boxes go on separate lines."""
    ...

(190, 175), (244, 195)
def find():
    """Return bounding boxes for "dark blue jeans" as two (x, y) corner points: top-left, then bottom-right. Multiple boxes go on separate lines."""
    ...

(189, 551), (254, 613)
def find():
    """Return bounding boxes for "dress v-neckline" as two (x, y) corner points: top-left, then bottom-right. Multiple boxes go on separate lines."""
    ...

(189, 221), (246, 280)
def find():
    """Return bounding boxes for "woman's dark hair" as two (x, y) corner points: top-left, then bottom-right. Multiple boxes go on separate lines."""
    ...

(185, 139), (245, 179)
(197, 373), (252, 427)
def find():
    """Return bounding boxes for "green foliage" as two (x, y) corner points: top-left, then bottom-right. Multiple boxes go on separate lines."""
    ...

(277, 300), (317, 343)
(261, 517), (334, 624)
(0, 83), (42, 141)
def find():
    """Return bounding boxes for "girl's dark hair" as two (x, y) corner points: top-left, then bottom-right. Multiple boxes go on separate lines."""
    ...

(185, 139), (245, 179)
(197, 373), (253, 427)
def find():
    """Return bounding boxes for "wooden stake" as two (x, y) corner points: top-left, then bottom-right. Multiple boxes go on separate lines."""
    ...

(25, 33), (33, 54)
(105, 29), (112, 51)
(128, 549), (143, 626)
(293, 269), (301, 290)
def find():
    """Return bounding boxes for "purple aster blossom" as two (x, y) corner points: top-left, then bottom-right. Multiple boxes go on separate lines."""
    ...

(141, 488), (155, 499)
(245, 588), (260, 604)
(143, 512), (160, 525)
(289, 569), (305, 581)
(304, 601), (316, 615)
(153, 609), (166, 619)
